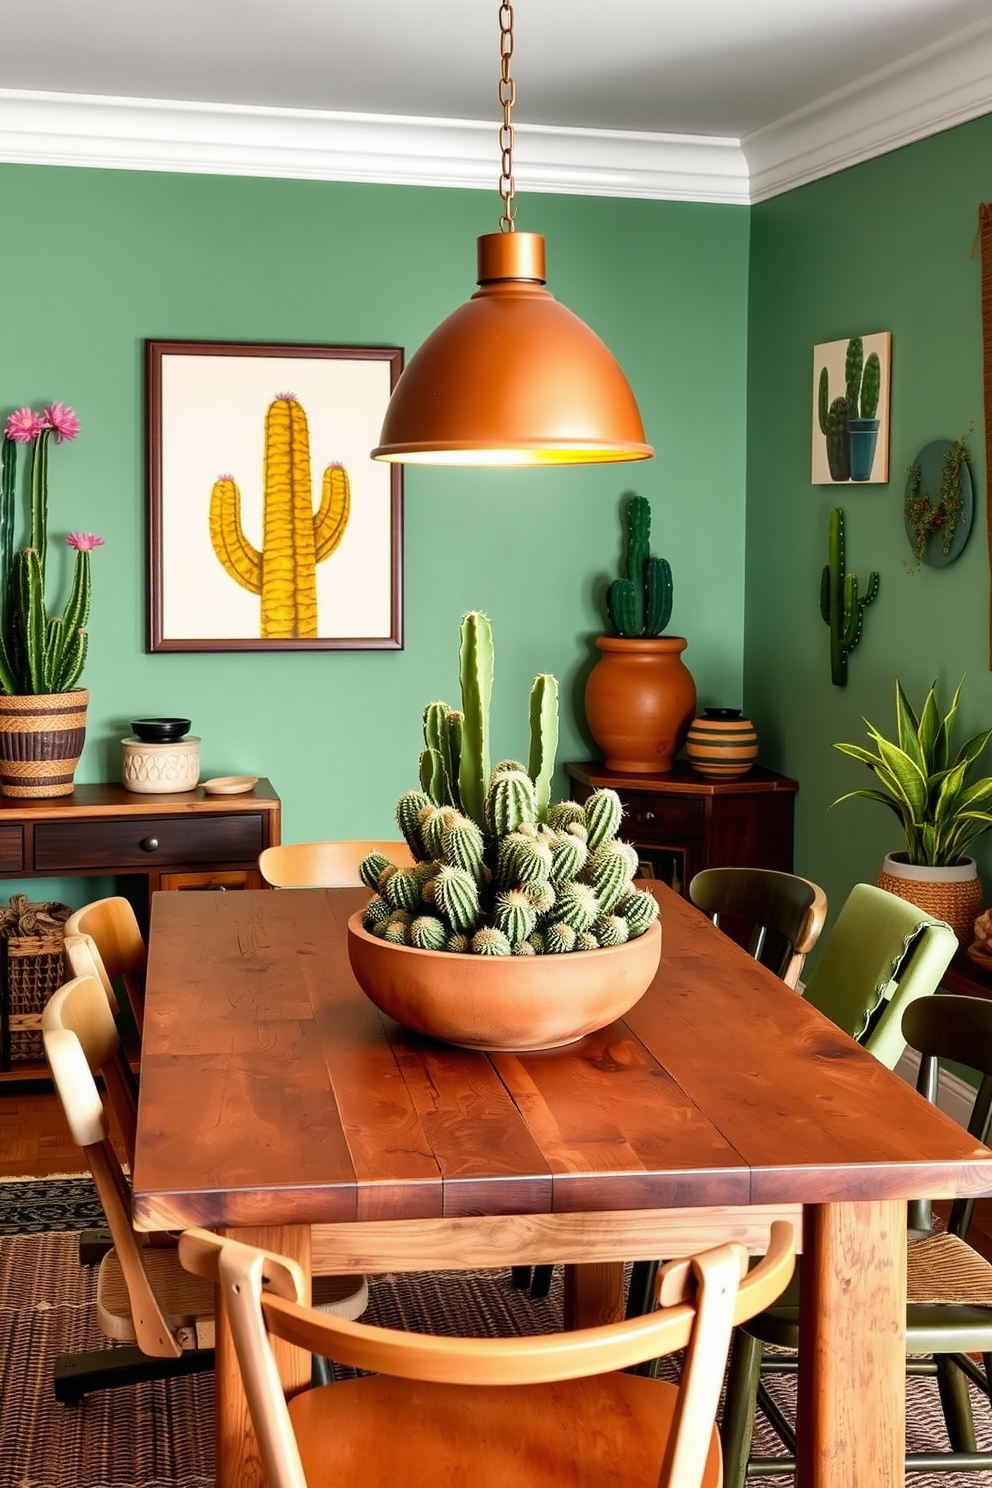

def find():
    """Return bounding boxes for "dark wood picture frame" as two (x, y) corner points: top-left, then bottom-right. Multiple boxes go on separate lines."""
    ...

(146, 340), (404, 653)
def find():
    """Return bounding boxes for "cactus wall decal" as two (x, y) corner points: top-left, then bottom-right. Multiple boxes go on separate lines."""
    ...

(812, 332), (891, 485)
(820, 507), (879, 687)
(209, 394), (350, 639)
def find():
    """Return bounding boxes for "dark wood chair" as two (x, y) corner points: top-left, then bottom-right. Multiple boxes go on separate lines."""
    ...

(687, 867), (828, 989)
(180, 1221), (796, 1488)
(720, 992), (992, 1484)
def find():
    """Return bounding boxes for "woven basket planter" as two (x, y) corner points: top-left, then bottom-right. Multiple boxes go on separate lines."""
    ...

(0, 689), (88, 798)
(877, 852), (984, 948)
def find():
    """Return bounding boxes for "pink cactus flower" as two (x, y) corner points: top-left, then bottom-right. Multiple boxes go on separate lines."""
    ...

(66, 532), (105, 551)
(43, 403), (81, 444)
(4, 407), (45, 443)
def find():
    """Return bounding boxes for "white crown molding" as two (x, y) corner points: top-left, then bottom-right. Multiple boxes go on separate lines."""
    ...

(3, 17), (992, 210)
(0, 89), (749, 205)
(744, 15), (992, 203)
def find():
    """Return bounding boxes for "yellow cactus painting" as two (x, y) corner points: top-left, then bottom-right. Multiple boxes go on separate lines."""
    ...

(209, 394), (350, 638)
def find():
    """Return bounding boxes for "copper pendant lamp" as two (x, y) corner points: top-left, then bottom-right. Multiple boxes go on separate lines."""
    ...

(371, 5), (653, 467)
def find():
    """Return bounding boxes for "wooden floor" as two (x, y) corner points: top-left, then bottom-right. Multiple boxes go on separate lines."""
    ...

(5, 1087), (992, 1264)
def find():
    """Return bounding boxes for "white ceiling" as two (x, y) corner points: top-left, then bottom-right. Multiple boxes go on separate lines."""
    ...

(3, 0), (992, 204)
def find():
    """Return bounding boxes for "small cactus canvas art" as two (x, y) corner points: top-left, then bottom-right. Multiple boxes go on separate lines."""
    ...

(148, 341), (403, 652)
(811, 332), (891, 485)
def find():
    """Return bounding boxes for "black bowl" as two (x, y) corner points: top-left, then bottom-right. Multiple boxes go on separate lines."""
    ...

(130, 717), (191, 743)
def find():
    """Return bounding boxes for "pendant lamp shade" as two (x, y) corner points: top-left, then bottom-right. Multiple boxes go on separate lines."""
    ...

(371, 233), (654, 466)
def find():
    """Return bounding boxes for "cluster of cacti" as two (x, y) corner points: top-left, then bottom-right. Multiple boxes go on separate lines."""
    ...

(361, 612), (659, 956)
(210, 394), (350, 639)
(819, 507), (878, 687)
(0, 403), (102, 696)
(606, 493), (673, 638)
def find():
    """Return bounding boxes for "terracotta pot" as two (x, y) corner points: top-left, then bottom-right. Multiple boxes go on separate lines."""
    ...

(876, 852), (983, 948)
(0, 689), (88, 798)
(686, 708), (759, 780)
(584, 636), (696, 774)
(347, 914), (662, 1052)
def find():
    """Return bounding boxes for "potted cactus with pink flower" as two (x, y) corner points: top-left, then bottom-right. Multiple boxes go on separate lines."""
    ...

(0, 403), (103, 796)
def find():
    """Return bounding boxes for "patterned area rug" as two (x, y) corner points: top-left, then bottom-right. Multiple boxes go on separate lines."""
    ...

(2, 1179), (991, 1488)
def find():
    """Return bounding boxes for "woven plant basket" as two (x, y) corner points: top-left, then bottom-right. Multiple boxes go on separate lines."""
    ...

(0, 689), (88, 798)
(0, 894), (72, 1063)
(876, 853), (983, 948)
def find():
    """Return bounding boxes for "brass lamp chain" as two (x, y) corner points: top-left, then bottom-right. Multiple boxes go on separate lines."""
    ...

(498, 2), (516, 232)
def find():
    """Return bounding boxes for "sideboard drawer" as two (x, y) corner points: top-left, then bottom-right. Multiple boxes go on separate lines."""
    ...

(34, 814), (265, 872)
(621, 793), (703, 841)
(0, 823), (23, 873)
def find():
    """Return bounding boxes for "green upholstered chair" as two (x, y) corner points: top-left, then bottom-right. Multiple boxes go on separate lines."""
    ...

(800, 882), (959, 1070)
(720, 992), (992, 1486)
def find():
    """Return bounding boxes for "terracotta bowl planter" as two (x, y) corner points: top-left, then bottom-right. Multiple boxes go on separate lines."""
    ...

(347, 913), (662, 1052)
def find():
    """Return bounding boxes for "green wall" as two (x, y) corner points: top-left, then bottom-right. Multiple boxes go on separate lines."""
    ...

(0, 164), (748, 905)
(746, 113), (992, 920)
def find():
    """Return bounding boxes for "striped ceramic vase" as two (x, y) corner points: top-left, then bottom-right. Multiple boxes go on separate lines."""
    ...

(0, 690), (89, 797)
(685, 708), (758, 780)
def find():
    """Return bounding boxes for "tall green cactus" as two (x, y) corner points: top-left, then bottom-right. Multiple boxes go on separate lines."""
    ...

(457, 611), (494, 831)
(860, 353), (881, 419)
(819, 507), (879, 687)
(606, 494), (673, 638)
(209, 395), (350, 640)
(845, 336), (864, 421)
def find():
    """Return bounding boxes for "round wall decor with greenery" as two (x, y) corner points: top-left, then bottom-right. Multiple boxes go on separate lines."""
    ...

(903, 433), (974, 570)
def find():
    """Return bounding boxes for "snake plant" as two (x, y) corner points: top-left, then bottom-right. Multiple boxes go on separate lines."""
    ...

(833, 679), (992, 867)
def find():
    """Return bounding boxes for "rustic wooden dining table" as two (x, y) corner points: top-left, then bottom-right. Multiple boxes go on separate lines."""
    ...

(132, 882), (992, 1488)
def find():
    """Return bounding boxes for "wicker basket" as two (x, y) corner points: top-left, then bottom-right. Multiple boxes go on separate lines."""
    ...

(0, 895), (72, 1064)
(876, 855), (984, 948)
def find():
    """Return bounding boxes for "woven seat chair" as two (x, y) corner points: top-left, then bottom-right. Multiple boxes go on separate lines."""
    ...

(720, 992), (992, 1484)
(42, 974), (368, 1404)
(179, 1221), (796, 1488)
(259, 840), (415, 888)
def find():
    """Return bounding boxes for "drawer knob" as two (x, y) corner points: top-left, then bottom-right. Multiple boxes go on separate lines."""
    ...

(636, 810), (655, 824)
(139, 836), (160, 853)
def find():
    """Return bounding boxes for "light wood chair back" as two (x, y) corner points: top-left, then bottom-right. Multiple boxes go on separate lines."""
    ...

(688, 868), (828, 988)
(64, 896), (147, 1035)
(180, 1222), (796, 1488)
(258, 840), (415, 889)
(43, 975), (184, 1358)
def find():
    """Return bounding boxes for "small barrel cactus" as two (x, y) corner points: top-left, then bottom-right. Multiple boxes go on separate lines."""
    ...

(359, 612), (659, 957)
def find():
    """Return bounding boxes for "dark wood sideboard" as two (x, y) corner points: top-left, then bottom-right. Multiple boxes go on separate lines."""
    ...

(0, 779), (281, 1080)
(565, 761), (798, 898)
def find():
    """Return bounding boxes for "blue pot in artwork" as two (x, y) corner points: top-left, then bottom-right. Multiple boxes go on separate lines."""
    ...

(848, 418), (880, 481)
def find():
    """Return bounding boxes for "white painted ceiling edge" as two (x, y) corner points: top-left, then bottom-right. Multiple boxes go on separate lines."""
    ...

(1, 15), (991, 207)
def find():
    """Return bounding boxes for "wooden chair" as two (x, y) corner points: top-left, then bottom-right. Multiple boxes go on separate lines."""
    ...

(64, 895), (148, 1036)
(688, 867), (827, 989)
(258, 840), (415, 888)
(42, 974), (368, 1403)
(179, 1221), (796, 1488)
(720, 992), (992, 1484)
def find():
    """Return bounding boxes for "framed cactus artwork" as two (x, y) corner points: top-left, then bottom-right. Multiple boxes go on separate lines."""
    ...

(146, 340), (404, 651)
(811, 331), (891, 485)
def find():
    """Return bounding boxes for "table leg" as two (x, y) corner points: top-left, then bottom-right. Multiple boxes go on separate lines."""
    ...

(215, 1224), (312, 1488)
(563, 1262), (627, 1329)
(797, 1200), (906, 1488)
